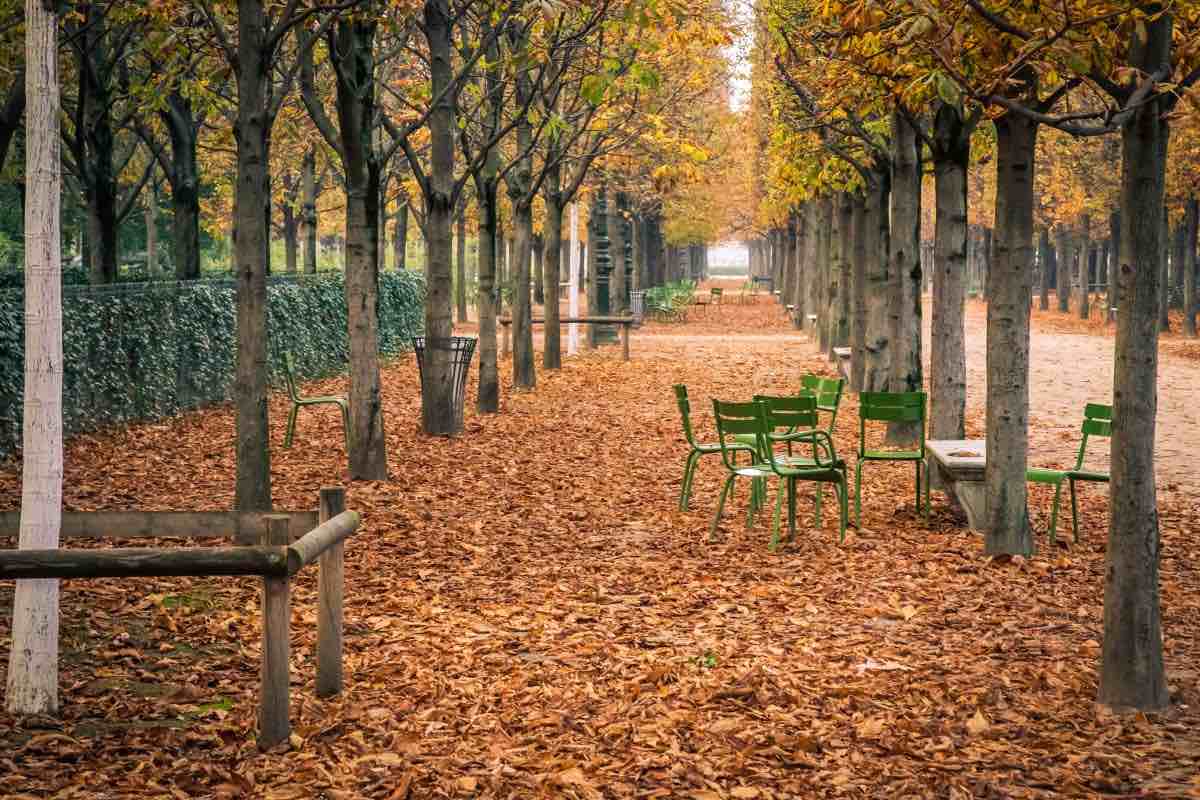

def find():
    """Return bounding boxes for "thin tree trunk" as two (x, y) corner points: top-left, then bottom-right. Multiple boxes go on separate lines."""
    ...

(816, 198), (832, 353)
(1159, 207), (1171, 332)
(984, 103), (1037, 556)
(1038, 228), (1051, 311)
(394, 202), (407, 272)
(1079, 214), (1091, 319)
(302, 149), (318, 274)
(455, 204), (468, 323)
(419, 0), (458, 434)
(542, 168), (563, 369)
(7, 0), (62, 714)
(850, 194), (867, 391)
(889, 109), (923, 440)
(1184, 196), (1197, 337)
(476, 183), (499, 412)
(145, 177), (159, 276)
(931, 102), (968, 440)
(864, 163), (891, 391)
(1100, 8), (1172, 711)
(233, 0), (273, 510)
(608, 192), (627, 313)
(283, 201), (298, 274)
(332, 16), (388, 478)
(835, 193), (853, 352)
(1055, 226), (1072, 313)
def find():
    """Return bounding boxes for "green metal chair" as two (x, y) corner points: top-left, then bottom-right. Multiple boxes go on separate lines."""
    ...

(282, 351), (350, 449)
(800, 374), (844, 437)
(1026, 403), (1112, 544)
(854, 391), (927, 527)
(711, 397), (848, 548)
(674, 385), (753, 511)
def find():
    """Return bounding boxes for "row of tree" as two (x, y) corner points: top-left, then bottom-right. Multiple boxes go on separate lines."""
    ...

(745, 0), (1200, 711)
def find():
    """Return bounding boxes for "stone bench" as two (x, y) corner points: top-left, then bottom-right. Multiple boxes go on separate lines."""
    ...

(832, 346), (851, 381)
(925, 439), (987, 531)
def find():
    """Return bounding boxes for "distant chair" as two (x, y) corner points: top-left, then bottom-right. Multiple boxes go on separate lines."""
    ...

(1026, 403), (1112, 544)
(281, 352), (349, 450)
(854, 391), (927, 526)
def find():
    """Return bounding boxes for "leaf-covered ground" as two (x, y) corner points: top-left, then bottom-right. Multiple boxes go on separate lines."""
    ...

(1, 291), (1198, 799)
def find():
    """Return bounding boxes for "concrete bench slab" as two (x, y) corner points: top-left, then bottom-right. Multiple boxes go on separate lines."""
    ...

(832, 347), (851, 380)
(926, 439), (987, 531)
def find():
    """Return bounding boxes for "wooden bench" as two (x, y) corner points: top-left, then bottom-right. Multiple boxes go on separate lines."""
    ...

(832, 346), (851, 380)
(925, 439), (987, 530)
(500, 315), (635, 361)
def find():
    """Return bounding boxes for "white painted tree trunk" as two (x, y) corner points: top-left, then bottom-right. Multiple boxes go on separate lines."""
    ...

(7, 0), (63, 715)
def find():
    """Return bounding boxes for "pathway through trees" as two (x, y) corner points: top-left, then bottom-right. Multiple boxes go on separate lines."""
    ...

(1, 295), (1197, 797)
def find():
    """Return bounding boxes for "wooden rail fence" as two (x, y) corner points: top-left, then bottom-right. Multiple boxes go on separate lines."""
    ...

(0, 487), (360, 748)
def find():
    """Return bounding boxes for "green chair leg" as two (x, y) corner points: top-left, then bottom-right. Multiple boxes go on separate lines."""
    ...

(1069, 478), (1080, 542)
(679, 450), (701, 511)
(1048, 482), (1062, 546)
(837, 479), (848, 543)
(787, 476), (797, 544)
(709, 474), (734, 542)
(769, 483), (784, 551)
(284, 404), (299, 449)
(854, 461), (864, 528)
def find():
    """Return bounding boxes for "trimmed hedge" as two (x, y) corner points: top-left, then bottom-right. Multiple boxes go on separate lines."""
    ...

(0, 271), (425, 457)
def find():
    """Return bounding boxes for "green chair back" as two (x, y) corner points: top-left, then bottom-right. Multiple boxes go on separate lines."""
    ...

(858, 391), (927, 456)
(753, 393), (819, 433)
(711, 400), (768, 471)
(674, 384), (700, 448)
(1075, 403), (1112, 470)
(800, 374), (844, 432)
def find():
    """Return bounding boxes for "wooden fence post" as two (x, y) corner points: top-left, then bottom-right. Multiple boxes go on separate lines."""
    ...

(316, 487), (346, 697)
(259, 514), (291, 748)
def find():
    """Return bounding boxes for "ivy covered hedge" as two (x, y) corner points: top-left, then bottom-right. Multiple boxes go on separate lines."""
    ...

(0, 270), (425, 457)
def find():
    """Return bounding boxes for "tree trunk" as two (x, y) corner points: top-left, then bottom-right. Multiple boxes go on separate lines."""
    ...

(1184, 196), (1197, 337)
(835, 194), (853, 352)
(77, 5), (118, 284)
(7, 0), (62, 715)
(1100, 10), (1173, 711)
(930, 102), (968, 441)
(850, 194), (867, 390)
(864, 163), (891, 391)
(233, 0), (273, 509)
(608, 192), (627, 312)
(145, 178), (159, 276)
(889, 109), (923, 440)
(418, 0), (459, 435)
(816, 198), (832, 353)
(302, 149), (318, 274)
(282, 201), (298, 274)
(1078, 214), (1091, 319)
(507, 35), (535, 391)
(984, 104), (1037, 556)
(455, 204), (468, 323)
(1038, 228), (1051, 311)
(163, 91), (201, 280)
(476, 182), (499, 412)
(1159, 207), (1171, 332)
(332, 16), (388, 477)
(394, 202), (407, 272)
(542, 167), (563, 370)
(1055, 226), (1072, 313)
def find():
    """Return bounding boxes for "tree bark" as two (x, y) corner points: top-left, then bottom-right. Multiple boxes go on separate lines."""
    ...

(608, 192), (627, 312)
(161, 91), (202, 280)
(476, 185), (499, 411)
(889, 110), (923, 442)
(850, 194), (867, 391)
(1055, 226), (1072, 313)
(418, 0), (459, 434)
(542, 164), (563, 369)
(282, 199), (298, 274)
(302, 149), (318, 274)
(1099, 8), (1172, 711)
(7, 0), (62, 715)
(1159, 207), (1171, 332)
(394, 202), (407, 272)
(1078, 214), (1091, 319)
(863, 163), (891, 391)
(233, 0), (273, 510)
(930, 102), (968, 441)
(816, 198), (832, 353)
(984, 102), (1037, 555)
(145, 177), (159, 276)
(1184, 196), (1197, 337)
(455, 204), (468, 323)
(1038, 228), (1051, 311)
(331, 16), (388, 477)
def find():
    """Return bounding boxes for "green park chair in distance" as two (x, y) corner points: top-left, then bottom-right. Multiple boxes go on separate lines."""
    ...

(1026, 403), (1112, 544)
(855, 391), (927, 527)
(800, 374), (844, 438)
(711, 397), (848, 548)
(674, 385), (754, 511)
(282, 351), (350, 450)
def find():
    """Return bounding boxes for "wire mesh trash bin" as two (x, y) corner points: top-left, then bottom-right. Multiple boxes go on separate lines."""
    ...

(630, 290), (646, 327)
(413, 336), (477, 435)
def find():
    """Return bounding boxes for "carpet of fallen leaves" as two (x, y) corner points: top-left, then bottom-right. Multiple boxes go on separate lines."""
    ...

(1, 291), (1199, 799)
